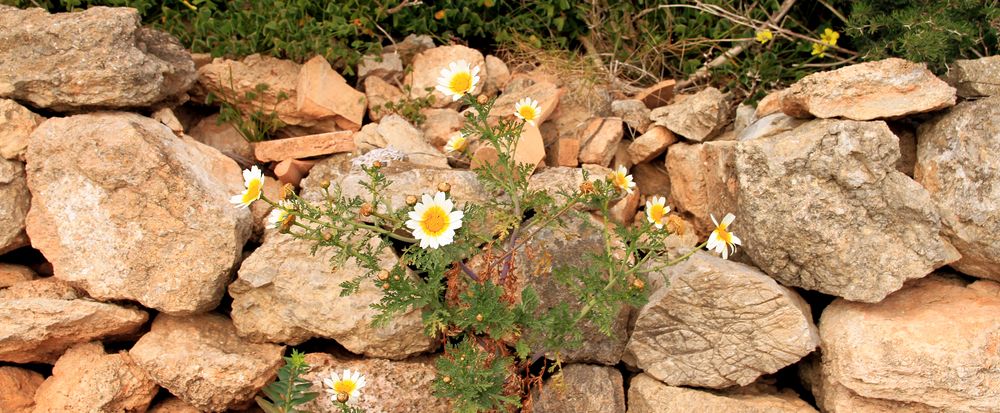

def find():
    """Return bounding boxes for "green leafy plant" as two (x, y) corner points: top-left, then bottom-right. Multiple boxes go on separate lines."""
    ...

(372, 85), (436, 126)
(256, 350), (319, 413)
(204, 73), (287, 143)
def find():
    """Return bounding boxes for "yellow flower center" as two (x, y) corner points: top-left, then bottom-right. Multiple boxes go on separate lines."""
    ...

(449, 72), (472, 94)
(518, 105), (537, 121)
(613, 173), (627, 188)
(716, 224), (732, 244)
(242, 178), (262, 204)
(649, 205), (665, 222)
(451, 136), (467, 151)
(420, 206), (450, 236)
(334, 379), (357, 396)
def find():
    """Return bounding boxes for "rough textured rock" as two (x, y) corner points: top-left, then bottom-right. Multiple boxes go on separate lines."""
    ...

(147, 397), (202, 413)
(736, 119), (959, 301)
(916, 96), (1000, 281)
(652, 87), (728, 142)
(625, 252), (818, 388)
(483, 54), (511, 96)
(628, 374), (817, 413)
(406, 45), (486, 107)
(0, 99), (44, 160)
(781, 58), (956, 120)
(421, 108), (465, 147)
(815, 276), (1000, 412)
(943, 55), (1000, 97)
(187, 113), (255, 163)
(0, 263), (35, 288)
(755, 90), (784, 118)
(376, 114), (449, 168)
(296, 55), (366, 130)
(526, 165), (611, 205)
(130, 314), (284, 413)
(737, 113), (806, 142)
(666, 141), (739, 236)
(195, 55), (319, 127)
(0, 366), (44, 413)
(578, 117), (624, 166)
(253, 131), (355, 162)
(0, 7), (195, 110)
(299, 353), (448, 413)
(358, 52), (404, 83)
(531, 364), (625, 413)
(489, 81), (562, 125)
(33, 342), (158, 413)
(364, 75), (404, 123)
(0, 156), (29, 254)
(634, 79), (676, 108)
(628, 126), (676, 164)
(26, 113), (253, 314)
(229, 233), (436, 359)
(612, 99), (652, 133)
(0, 278), (147, 364)
(632, 162), (671, 198)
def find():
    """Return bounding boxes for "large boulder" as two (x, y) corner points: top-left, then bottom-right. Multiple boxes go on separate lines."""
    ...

(736, 119), (959, 302)
(0, 6), (195, 110)
(780, 58), (955, 120)
(628, 374), (817, 413)
(26, 112), (252, 314)
(915, 96), (1000, 281)
(0, 156), (29, 254)
(0, 366), (44, 413)
(813, 276), (1000, 411)
(531, 364), (625, 413)
(299, 353), (450, 413)
(625, 252), (818, 388)
(0, 278), (147, 363)
(32, 342), (158, 413)
(130, 313), (285, 412)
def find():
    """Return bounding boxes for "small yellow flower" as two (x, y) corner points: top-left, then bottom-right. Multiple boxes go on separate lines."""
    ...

(436, 60), (481, 101)
(230, 165), (264, 208)
(266, 200), (292, 229)
(513, 97), (542, 126)
(405, 191), (464, 249)
(756, 29), (773, 44)
(820, 28), (840, 46)
(645, 196), (670, 229)
(707, 213), (742, 260)
(444, 133), (468, 154)
(434, 9), (446, 20)
(323, 369), (366, 403)
(609, 165), (636, 195)
(811, 43), (828, 58)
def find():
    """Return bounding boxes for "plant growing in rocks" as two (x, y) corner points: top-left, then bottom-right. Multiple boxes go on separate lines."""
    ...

(256, 350), (320, 413)
(233, 61), (740, 412)
(205, 76), (287, 142)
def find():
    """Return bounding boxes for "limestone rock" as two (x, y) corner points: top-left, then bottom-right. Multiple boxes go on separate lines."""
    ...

(666, 141), (739, 236)
(736, 113), (806, 142)
(0, 99), (44, 161)
(187, 113), (255, 163)
(781, 58), (956, 120)
(612, 99), (652, 133)
(489, 81), (562, 125)
(229, 234), (436, 359)
(626, 252), (818, 388)
(358, 52), (404, 83)
(943, 55), (1000, 97)
(815, 276), (1000, 412)
(531, 364), (625, 413)
(299, 353), (449, 413)
(578, 117), (624, 166)
(364, 76), (404, 123)
(406, 45), (486, 107)
(0, 156), (29, 254)
(916, 96), (1000, 280)
(755, 90), (784, 119)
(0, 366), (44, 413)
(253, 131), (355, 162)
(375, 115), (448, 168)
(652, 87), (728, 142)
(628, 374), (817, 413)
(548, 136), (580, 167)
(33, 342), (158, 413)
(628, 125), (676, 164)
(0, 279), (147, 363)
(0, 263), (35, 288)
(632, 162), (670, 198)
(484, 54), (511, 96)
(26, 112), (253, 314)
(195, 55), (308, 126)
(421, 108), (465, 147)
(0, 7), (195, 110)
(148, 397), (202, 413)
(633, 79), (676, 109)
(130, 314), (284, 412)
(527, 165), (611, 204)
(383, 34), (436, 66)
(736, 119), (959, 302)
(733, 103), (756, 136)
(296, 55), (366, 130)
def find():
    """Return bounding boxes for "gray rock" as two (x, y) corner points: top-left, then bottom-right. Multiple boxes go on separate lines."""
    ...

(736, 113), (806, 142)
(532, 364), (625, 413)
(628, 374), (817, 413)
(377, 115), (449, 168)
(736, 119), (959, 302)
(611, 99), (652, 133)
(652, 87), (728, 141)
(943, 55), (1000, 97)
(0, 156), (29, 254)
(916, 96), (1000, 281)
(0, 7), (195, 110)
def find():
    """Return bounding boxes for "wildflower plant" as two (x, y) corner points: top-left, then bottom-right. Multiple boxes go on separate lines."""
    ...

(256, 350), (319, 413)
(238, 61), (739, 412)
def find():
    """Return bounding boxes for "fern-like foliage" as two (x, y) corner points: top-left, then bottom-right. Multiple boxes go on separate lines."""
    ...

(256, 350), (319, 413)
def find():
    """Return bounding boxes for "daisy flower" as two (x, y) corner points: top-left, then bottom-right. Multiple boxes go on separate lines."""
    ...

(405, 191), (464, 249)
(266, 200), (292, 229)
(645, 196), (670, 229)
(436, 60), (480, 101)
(707, 213), (742, 260)
(230, 165), (264, 208)
(756, 29), (773, 44)
(513, 97), (542, 126)
(444, 133), (468, 154)
(609, 165), (636, 195)
(323, 369), (366, 403)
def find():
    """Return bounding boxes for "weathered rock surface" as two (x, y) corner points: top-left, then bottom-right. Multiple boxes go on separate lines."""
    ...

(781, 58), (956, 120)
(736, 113), (806, 142)
(187, 113), (255, 162)
(736, 119), (959, 302)
(0, 263), (35, 288)
(147, 397), (202, 413)
(0, 99), (44, 161)
(626, 252), (818, 388)
(296, 55), (366, 130)
(652, 87), (728, 142)
(421, 108), (465, 147)
(33, 342), (158, 413)
(0, 366), (44, 413)
(612, 99), (652, 133)
(628, 126), (676, 164)
(0, 6), (195, 110)
(634, 79), (676, 109)
(916, 96), (1000, 281)
(0, 156), (29, 254)
(0, 278), (147, 363)
(26, 112), (253, 314)
(130, 314), (284, 412)
(632, 162), (671, 198)
(358, 52), (404, 83)
(943, 55), (1000, 97)
(376, 114), (449, 168)
(490, 81), (562, 125)
(253, 131), (355, 162)
(578, 117), (624, 166)
(230, 233), (436, 359)
(666, 141), (739, 236)
(628, 374), (817, 413)
(532, 364), (625, 413)
(300, 353), (449, 413)
(406, 45), (486, 107)
(483, 54), (511, 96)
(364, 75), (404, 123)
(814, 276), (1000, 412)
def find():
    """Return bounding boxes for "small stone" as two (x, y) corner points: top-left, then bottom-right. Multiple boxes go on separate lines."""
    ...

(609, 189), (640, 225)
(490, 81), (563, 125)
(0, 366), (44, 413)
(406, 45), (486, 108)
(633, 79), (676, 109)
(612, 140), (633, 170)
(377, 114), (449, 168)
(32, 342), (158, 413)
(781, 58), (956, 120)
(421, 108), (465, 147)
(628, 126), (677, 164)
(628, 374), (817, 413)
(187, 113), (255, 163)
(612, 99), (652, 133)
(0, 99), (44, 161)
(358, 52), (404, 83)
(0, 156), (29, 255)
(514, 124), (546, 173)
(632, 162), (670, 198)
(532, 364), (625, 413)
(296, 56), (366, 130)
(364, 75), (405, 123)
(195, 55), (306, 126)
(383, 34), (436, 66)
(942, 55), (1000, 98)
(273, 158), (316, 187)
(0, 263), (35, 288)
(299, 353), (450, 413)
(578, 117), (624, 166)
(152, 107), (184, 136)
(130, 313), (285, 412)
(652, 87), (728, 142)
(483, 55), (511, 96)
(253, 131), (355, 162)
(733, 103), (756, 136)
(548, 137), (580, 167)
(527, 165), (611, 204)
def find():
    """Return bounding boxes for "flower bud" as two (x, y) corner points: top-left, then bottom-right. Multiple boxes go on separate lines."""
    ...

(281, 183), (295, 199)
(337, 392), (350, 403)
(405, 195), (418, 206)
(382, 282), (390, 290)
(475, 313), (484, 322)
(632, 278), (645, 290)
(372, 160), (383, 168)
(437, 182), (451, 193)
(477, 94), (488, 104)
(320, 180), (331, 189)
(377, 270), (390, 281)
(580, 181), (596, 194)
(359, 202), (373, 217)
